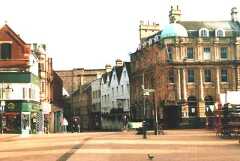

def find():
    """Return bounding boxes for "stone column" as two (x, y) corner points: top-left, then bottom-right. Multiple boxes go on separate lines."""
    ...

(182, 68), (187, 100)
(199, 67), (205, 117)
(199, 68), (204, 101)
(216, 67), (220, 95)
(177, 68), (182, 100)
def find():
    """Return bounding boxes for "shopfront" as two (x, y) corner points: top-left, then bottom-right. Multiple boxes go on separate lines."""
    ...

(3, 101), (21, 133)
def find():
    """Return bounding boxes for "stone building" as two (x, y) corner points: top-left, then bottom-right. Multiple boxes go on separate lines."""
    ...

(56, 68), (105, 126)
(101, 60), (131, 130)
(130, 6), (240, 128)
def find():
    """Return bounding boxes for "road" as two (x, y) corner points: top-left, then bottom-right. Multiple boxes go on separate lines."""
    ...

(0, 129), (239, 161)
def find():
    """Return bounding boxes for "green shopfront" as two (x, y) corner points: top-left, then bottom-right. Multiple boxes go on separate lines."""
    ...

(3, 101), (41, 134)
(0, 72), (42, 134)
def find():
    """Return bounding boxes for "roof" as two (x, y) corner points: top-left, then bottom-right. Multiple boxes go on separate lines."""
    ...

(160, 23), (188, 39)
(179, 21), (240, 31)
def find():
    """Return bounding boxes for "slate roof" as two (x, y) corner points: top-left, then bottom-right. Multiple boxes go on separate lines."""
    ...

(179, 21), (240, 31)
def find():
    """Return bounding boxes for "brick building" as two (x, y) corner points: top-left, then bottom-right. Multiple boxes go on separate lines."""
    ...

(130, 6), (240, 128)
(0, 24), (41, 134)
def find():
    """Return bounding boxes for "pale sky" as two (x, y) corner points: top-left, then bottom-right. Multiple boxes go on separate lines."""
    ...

(1, 0), (240, 70)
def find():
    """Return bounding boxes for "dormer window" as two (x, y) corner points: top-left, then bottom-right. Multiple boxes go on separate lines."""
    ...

(0, 43), (12, 59)
(199, 28), (209, 37)
(215, 29), (225, 37)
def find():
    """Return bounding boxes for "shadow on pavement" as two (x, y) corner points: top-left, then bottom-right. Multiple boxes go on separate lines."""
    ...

(56, 137), (92, 161)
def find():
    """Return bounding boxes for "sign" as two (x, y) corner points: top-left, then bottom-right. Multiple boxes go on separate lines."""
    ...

(7, 103), (16, 110)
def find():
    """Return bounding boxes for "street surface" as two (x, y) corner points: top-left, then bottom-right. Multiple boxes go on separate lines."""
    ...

(0, 129), (239, 161)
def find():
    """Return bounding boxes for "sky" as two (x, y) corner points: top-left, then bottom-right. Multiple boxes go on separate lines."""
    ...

(1, 0), (240, 70)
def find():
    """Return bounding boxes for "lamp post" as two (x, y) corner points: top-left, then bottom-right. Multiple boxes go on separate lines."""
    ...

(142, 73), (155, 139)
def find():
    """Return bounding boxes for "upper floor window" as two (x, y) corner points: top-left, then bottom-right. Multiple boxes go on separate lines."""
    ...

(188, 69), (195, 82)
(204, 69), (212, 82)
(0, 43), (12, 59)
(220, 47), (227, 59)
(187, 48), (194, 59)
(167, 47), (173, 60)
(199, 28), (209, 37)
(203, 47), (211, 60)
(168, 69), (174, 83)
(221, 68), (228, 82)
(215, 29), (225, 37)
(124, 71), (127, 78)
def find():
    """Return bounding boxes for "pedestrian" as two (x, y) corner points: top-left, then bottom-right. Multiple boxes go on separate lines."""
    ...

(62, 118), (68, 132)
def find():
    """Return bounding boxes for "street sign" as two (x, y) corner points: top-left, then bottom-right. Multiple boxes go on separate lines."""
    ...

(143, 89), (155, 93)
(144, 91), (150, 96)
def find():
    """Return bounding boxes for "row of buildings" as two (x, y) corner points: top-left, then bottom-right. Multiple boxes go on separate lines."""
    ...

(59, 6), (240, 130)
(56, 60), (131, 130)
(0, 24), (64, 134)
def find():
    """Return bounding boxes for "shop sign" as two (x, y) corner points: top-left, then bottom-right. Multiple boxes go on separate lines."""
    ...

(7, 102), (16, 110)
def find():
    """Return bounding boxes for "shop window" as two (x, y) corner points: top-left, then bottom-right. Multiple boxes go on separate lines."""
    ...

(188, 96), (197, 117)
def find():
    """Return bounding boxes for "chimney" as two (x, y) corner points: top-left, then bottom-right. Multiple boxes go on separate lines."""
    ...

(231, 7), (238, 22)
(115, 59), (123, 67)
(105, 64), (112, 72)
(169, 5), (181, 23)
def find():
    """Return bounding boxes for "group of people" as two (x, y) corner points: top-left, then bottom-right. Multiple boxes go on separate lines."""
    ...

(61, 117), (81, 133)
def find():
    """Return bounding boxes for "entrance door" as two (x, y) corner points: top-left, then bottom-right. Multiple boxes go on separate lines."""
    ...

(163, 105), (181, 129)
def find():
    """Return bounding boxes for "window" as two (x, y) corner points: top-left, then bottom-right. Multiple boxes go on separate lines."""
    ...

(187, 48), (194, 59)
(221, 69), (228, 82)
(203, 47), (211, 60)
(188, 69), (195, 82)
(112, 88), (114, 96)
(204, 69), (212, 82)
(121, 85), (124, 94)
(220, 47), (227, 59)
(0, 43), (11, 59)
(168, 70), (174, 83)
(29, 88), (32, 99)
(124, 71), (127, 78)
(215, 29), (225, 37)
(167, 47), (173, 60)
(199, 28), (209, 37)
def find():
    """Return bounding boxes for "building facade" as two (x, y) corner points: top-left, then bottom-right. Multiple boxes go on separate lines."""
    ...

(90, 78), (102, 130)
(130, 6), (240, 128)
(101, 60), (131, 130)
(0, 24), (41, 134)
(56, 68), (105, 119)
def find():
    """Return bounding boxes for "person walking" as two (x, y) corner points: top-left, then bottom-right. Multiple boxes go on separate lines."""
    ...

(62, 118), (68, 133)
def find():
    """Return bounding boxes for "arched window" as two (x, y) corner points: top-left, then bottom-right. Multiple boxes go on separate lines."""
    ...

(215, 29), (225, 37)
(188, 96), (198, 117)
(0, 43), (11, 59)
(199, 28), (209, 37)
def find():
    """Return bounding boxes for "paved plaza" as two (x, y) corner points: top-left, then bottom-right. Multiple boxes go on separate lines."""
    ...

(0, 129), (239, 161)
